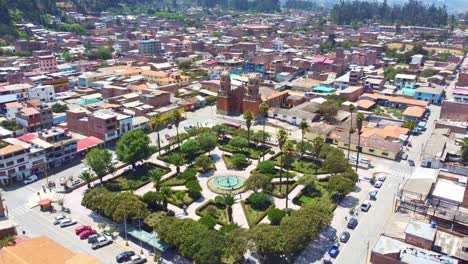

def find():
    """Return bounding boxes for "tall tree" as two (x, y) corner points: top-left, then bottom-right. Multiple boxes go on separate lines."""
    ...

(298, 120), (309, 161)
(282, 140), (295, 212)
(149, 169), (163, 192)
(169, 152), (186, 175)
(172, 110), (183, 149)
(311, 137), (324, 177)
(160, 187), (172, 211)
(276, 129), (288, 192)
(116, 130), (152, 169)
(243, 110), (254, 145)
(85, 148), (113, 184)
(259, 102), (270, 161)
(355, 113), (365, 172)
(79, 171), (93, 189)
(347, 104), (355, 160)
(215, 194), (236, 224)
(150, 113), (166, 156)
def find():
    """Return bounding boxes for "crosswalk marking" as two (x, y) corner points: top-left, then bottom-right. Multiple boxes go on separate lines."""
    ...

(390, 168), (411, 179)
(7, 204), (30, 219)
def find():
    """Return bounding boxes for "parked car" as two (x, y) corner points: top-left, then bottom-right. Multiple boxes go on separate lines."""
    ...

(340, 231), (350, 243)
(328, 243), (340, 258)
(75, 225), (91, 235)
(360, 200), (372, 212)
(401, 152), (408, 160)
(347, 218), (358, 229)
(378, 175), (387, 182)
(349, 156), (357, 162)
(369, 189), (379, 201)
(116, 251), (136, 263)
(374, 181), (383, 188)
(408, 159), (415, 166)
(359, 158), (370, 165)
(79, 229), (97, 240)
(52, 215), (67, 225)
(72, 179), (81, 186)
(23, 175), (38, 184)
(91, 237), (112, 250)
(128, 254), (146, 264)
(87, 234), (101, 244)
(60, 219), (77, 228)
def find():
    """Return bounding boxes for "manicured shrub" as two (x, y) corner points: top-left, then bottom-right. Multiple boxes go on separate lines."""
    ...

(256, 160), (275, 174)
(267, 208), (286, 225)
(199, 214), (217, 229)
(185, 180), (202, 199)
(248, 192), (271, 211)
(182, 168), (197, 181)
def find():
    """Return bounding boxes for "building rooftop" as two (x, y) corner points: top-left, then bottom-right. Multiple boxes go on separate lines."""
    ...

(431, 179), (465, 204)
(403, 106), (426, 117)
(405, 220), (437, 242)
(373, 235), (458, 264)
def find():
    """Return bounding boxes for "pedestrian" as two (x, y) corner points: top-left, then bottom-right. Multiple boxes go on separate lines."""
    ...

(345, 216), (348, 221)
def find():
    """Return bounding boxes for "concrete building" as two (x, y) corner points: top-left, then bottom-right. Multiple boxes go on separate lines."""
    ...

(27, 85), (56, 102)
(138, 39), (162, 56)
(440, 100), (468, 122)
(394, 74), (417, 89)
(15, 108), (41, 132)
(0, 140), (30, 185)
(66, 109), (119, 143)
(37, 55), (57, 73)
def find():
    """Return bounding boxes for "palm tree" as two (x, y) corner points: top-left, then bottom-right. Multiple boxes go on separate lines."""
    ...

(160, 187), (172, 211)
(347, 104), (355, 160)
(169, 152), (186, 175)
(282, 140), (295, 212)
(356, 113), (365, 172)
(311, 137), (324, 177)
(298, 120), (309, 161)
(149, 169), (163, 191)
(276, 129), (288, 192)
(259, 102), (270, 161)
(215, 194), (236, 224)
(150, 114), (166, 156)
(79, 171), (93, 189)
(172, 110), (183, 149)
(243, 110), (254, 145)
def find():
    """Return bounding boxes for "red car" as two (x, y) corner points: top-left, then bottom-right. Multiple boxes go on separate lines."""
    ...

(75, 225), (91, 235)
(79, 229), (97, 240)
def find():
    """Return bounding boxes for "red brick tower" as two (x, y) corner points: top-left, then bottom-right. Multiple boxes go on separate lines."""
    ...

(243, 74), (261, 116)
(216, 71), (232, 115)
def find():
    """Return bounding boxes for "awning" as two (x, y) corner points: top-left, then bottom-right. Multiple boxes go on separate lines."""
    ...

(127, 227), (171, 252)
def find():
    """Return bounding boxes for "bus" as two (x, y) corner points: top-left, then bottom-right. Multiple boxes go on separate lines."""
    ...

(224, 122), (241, 129)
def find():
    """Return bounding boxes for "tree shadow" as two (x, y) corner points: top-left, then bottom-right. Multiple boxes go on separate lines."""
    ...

(295, 226), (338, 263)
(338, 196), (359, 209)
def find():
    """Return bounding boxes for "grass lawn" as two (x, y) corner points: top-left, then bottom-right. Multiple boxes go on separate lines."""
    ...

(222, 154), (251, 170)
(105, 163), (170, 192)
(252, 168), (296, 179)
(241, 201), (273, 227)
(218, 139), (271, 159)
(196, 200), (228, 225)
(270, 181), (298, 198)
(167, 190), (196, 208)
(160, 175), (186, 186)
(293, 182), (333, 207)
(387, 108), (404, 120)
(273, 156), (328, 175)
(158, 147), (206, 165)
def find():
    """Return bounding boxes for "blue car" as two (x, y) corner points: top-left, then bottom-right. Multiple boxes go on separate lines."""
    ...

(328, 243), (340, 258)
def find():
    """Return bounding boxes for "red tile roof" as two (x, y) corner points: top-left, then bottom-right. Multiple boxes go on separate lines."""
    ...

(77, 137), (103, 152)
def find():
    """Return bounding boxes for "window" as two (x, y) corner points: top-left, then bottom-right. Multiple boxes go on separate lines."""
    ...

(6, 161), (14, 166)
(382, 152), (389, 156)
(18, 165), (26, 171)
(8, 168), (15, 174)
(368, 149), (375, 153)
(17, 158), (25, 163)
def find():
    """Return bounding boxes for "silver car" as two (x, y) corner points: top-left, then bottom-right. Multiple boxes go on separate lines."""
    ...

(52, 215), (66, 225)
(59, 218), (77, 228)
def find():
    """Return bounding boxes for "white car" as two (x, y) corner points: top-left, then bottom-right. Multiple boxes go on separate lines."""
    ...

(360, 200), (372, 212)
(374, 181), (383, 188)
(360, 158), (370, 165)
(59, 218), (77, 228)
(52, 215), (67, 225)
(23, 175), (38, 184)
(349, 156), (357, 162)
(91, 237), (113, 250)
(128, 255), (146, 264)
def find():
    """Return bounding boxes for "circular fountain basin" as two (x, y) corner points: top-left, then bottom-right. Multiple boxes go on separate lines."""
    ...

(208, 174), (245, 194)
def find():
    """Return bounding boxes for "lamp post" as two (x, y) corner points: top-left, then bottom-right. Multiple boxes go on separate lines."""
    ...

(138, 207), (143, 254)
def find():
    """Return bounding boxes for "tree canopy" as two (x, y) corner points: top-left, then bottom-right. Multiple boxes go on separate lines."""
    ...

(84, 148), (113, 183)
(116, 130), (153, 167)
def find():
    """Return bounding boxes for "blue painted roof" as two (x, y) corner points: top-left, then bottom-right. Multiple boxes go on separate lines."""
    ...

(0, 94), (18, 104)
(312, 86), (335, 93)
